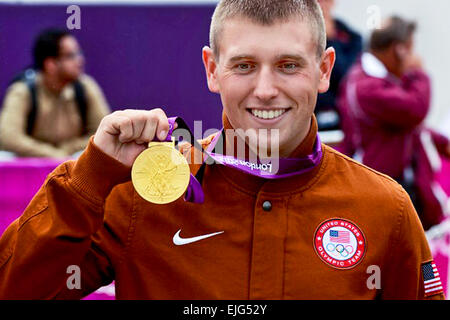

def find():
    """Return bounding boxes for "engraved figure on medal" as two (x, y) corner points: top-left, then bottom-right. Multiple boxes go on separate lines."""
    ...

(132, 142), (190, 204)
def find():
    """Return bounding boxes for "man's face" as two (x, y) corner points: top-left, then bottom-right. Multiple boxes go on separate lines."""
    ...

(203, 17), (335, 156)
(56, 35), (84, 81)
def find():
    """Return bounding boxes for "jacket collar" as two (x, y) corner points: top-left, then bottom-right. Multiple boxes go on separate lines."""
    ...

(361, 52), (388, 79)
(35, 72), (75, 101)
(361, 52), (401, 84)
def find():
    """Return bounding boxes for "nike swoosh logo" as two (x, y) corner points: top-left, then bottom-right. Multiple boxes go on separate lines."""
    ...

(173, 229), (224, 246)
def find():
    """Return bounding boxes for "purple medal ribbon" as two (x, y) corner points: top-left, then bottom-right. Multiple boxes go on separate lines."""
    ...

(205, 129), (323, 179)
(162, 117), (323, 204)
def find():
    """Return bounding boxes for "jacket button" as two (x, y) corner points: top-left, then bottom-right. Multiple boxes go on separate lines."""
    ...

(262, 201), (272, 211)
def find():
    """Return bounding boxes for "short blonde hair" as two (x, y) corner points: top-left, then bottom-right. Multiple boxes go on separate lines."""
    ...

(210, 0), (327, 60)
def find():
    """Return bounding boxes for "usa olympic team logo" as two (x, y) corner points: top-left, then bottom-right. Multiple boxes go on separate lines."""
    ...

(314, 218), (366, 269)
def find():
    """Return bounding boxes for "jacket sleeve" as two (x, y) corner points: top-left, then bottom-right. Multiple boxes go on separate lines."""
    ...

(426, 128), (450, 158)
(0, 82), (68, 157)
(381, 187), (445, 300)
(356, 70), (431, 130)
(0, 138), (131, 299)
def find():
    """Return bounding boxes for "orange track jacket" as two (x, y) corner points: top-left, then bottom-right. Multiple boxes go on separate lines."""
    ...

(0, 116), (444, 299)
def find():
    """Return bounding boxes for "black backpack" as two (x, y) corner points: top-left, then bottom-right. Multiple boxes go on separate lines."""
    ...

(9, 69), (88, 135)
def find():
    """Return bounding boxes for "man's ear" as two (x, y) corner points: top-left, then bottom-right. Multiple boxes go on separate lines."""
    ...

(318, 47), (336, 94)
(202, 46), (220, 93)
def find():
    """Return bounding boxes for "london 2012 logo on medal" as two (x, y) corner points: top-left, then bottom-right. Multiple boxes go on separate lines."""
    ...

(313, 218), (366, 269)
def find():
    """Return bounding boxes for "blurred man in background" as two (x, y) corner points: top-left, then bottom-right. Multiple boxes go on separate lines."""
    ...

(338, 16), (450, 229)
(315, 0), (362, 131)
(0, 28), (110, 158)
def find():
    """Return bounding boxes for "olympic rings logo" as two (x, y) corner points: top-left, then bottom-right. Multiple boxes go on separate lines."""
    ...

(326, 243), (354, 258)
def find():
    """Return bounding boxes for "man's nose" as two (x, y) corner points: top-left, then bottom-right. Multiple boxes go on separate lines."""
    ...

(253, 67), (279, 101)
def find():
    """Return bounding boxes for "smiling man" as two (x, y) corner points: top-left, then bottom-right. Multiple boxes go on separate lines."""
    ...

(0, 0), (444, 300)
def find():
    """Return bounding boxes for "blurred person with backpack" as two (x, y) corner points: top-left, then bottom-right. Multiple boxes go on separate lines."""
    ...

(0, 28), (110, 157)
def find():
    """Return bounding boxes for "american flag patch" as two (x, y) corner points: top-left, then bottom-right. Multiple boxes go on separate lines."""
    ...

(329, 230), (350, 243)
(422, 261), (444, 297)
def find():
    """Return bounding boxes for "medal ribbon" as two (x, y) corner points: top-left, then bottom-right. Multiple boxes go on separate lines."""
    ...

(160, 117), (323, 204)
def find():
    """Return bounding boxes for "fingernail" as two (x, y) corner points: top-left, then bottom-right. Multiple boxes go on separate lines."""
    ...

(159, 130), (167, 140)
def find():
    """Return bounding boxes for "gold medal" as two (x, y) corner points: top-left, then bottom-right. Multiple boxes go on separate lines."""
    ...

(131, 138), (191, 204)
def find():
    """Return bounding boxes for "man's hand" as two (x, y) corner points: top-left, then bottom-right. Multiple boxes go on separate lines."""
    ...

(403, 53), (423, 72)
(93, 109), (174, 167)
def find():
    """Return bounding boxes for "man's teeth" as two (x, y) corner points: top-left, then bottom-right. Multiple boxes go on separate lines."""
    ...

(251, 109), (286, 120)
